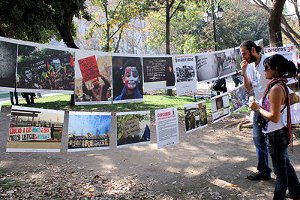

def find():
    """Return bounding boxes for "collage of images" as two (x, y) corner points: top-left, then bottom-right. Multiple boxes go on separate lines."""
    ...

(5, 86), (248, 152)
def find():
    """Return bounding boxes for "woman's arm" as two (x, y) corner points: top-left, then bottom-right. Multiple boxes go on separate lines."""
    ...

(250, 85), (285, 123)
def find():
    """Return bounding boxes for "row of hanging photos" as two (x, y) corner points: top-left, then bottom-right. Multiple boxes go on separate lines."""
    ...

(6, 91), (246, 153)
(0, 36), (257, 105)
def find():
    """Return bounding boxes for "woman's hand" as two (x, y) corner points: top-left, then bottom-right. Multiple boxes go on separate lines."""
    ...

(249, 100), (260, 112)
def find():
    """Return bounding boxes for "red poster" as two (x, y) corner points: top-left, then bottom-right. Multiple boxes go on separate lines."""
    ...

(78, 55), (100, 82)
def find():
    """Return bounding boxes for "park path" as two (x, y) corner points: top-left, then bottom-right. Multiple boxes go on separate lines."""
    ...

(1, 106), (300, 199)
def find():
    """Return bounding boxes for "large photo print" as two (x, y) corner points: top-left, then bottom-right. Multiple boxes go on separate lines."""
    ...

(142, 56), (175, 92)
(16, 44), (75, 92)
(6, 106), (64, 152)
(75, 51), (112, 105)
(112, 56), (143, 103)
(116, 111), (150, 147)
(68, 111), (111, 152)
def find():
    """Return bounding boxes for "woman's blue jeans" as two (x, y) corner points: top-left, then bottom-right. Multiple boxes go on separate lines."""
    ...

(267, 128), (300, 200)
(253, 111), (272, 176)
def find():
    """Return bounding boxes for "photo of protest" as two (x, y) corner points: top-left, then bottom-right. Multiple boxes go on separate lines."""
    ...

(174, 55), (197, 96)
(116, 111), (150, 147)
(184, 101), (208, 133)
(211, 94), (230, 123)
(68, 111), (111, 152)
(6, 106), (64, 152)
(215, 49), (237, 77)
(16, 44), (75, 92)
(74, 51), (112, 105)
(230, 85), (249, 112)
(142, 56), (174, 91)
(112, 56), (143, 102)
(0, 39), (18, 91)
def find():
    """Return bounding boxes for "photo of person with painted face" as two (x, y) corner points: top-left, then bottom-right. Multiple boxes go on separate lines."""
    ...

(112, 57), (143, 101)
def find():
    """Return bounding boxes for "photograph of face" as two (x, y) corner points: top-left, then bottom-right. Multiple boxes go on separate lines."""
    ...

(112, 56), (143, 102)
(123, 66), (139, 91)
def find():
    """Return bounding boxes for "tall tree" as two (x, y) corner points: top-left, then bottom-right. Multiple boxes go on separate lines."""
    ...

(87, 0), (153, 52)
(252, 0), (300, 48)
(146, 0), (269, 53)
(0, 0), (90, 48)
(151, 0), (186, 54)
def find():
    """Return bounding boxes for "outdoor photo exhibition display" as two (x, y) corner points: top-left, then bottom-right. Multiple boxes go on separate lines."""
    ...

(116, 111), (150, 148)
(0, 37), (18, 91)
(211, 93), (231, 123)
(173, 55), (197, 96)
(184, 101), (208, 134)
(142, 55), (175, 92)
(264, 45), (300, 124)
(68, 111), (111, 152)
(112, 55), (143, 103)
(230, 84), (249, 112)
(16, 42), (75, 93)
(155, 107), (179, 149)
(74, 50), (112, 105)
(6, 106), (64, 152)
(196, 48), (237, 82)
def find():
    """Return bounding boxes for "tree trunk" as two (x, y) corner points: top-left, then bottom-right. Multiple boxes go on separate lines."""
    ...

(55, 15), (78, 49)
(166, 3), (171, 55)
(268, 0), (286, 47)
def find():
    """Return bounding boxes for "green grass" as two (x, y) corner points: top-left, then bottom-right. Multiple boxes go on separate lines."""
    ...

(2, 94), (249, 118)
(0, 167), (20, 190)
(0, 178), (19, 190)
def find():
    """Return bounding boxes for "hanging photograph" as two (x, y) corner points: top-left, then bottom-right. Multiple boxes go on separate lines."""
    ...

(230, 85), (249, 112)
(68, 111), (111, 152)
(116, 111), (150, 147)
(0, 37), (18, 91)
(155, 107), (179, 149)
(184, 101), (208, 133)
(196, 52), (219, 82)
(142, 55), (175, 92)
(75, 50), (112, 105)
(112, 55), (143, 103)
(16, 43), (75, 93)
(211, 94), (230, 123)
(173, 55), (197, 96)
(215, 48), (237, 77)
(6, 106), (64, 152)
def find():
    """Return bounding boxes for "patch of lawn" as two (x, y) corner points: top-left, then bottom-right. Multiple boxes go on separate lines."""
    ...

(0, 178), (20, 190)
(2, 94), (249, 118)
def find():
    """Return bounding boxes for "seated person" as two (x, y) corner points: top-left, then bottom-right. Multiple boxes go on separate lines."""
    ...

(212, 78), (227, 95)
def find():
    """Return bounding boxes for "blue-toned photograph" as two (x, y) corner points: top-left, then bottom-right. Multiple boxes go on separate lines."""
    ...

(68, 112), (111, 151)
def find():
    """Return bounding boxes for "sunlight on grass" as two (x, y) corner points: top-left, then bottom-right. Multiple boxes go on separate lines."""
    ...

(1, 94), (249, 118)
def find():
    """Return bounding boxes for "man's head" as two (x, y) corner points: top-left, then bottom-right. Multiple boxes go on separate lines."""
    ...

(24, 68), (33, 80)
(239, 40), (262, 64)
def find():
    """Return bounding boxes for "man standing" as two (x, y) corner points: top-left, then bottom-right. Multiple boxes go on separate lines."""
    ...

(240, 40), (271, 180)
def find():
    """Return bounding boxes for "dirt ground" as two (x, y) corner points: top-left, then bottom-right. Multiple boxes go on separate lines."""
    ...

(1, 106), (300, 200)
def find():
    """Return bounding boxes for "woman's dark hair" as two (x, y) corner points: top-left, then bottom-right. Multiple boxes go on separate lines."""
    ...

(264, 54), (298, 78)
(240, 40), (262, 53)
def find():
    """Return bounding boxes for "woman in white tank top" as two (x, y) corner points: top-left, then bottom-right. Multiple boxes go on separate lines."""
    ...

(249, 54), (300, 200)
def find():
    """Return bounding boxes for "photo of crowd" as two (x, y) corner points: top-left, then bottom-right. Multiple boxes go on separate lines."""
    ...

(16, 44), (75, 92)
